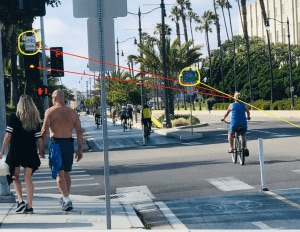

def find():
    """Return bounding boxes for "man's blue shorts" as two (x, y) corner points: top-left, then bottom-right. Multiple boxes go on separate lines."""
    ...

(229, 125), (247, 136)
(50, 137), (74, 173)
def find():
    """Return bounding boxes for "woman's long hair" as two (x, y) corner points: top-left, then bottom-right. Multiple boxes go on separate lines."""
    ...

(16, 95), (41, 132)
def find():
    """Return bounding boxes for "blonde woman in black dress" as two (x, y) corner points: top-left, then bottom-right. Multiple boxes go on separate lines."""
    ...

(0, 95), (43, 214)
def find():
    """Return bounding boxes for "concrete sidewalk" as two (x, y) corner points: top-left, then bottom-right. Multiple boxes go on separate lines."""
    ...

(0, 193), (144, 231)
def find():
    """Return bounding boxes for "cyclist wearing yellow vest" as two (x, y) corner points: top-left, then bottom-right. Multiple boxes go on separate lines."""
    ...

(141, 104), (152, 131)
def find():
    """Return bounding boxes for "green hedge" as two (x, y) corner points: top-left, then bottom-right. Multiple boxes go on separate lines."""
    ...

(212, 103), (230, 110)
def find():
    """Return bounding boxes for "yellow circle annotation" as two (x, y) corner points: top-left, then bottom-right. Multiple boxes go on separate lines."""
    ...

(178, 66), (201, 86)
(18, 30), (41, 55)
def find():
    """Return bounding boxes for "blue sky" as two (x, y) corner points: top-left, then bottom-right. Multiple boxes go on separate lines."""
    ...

(33, 0), (256, 92)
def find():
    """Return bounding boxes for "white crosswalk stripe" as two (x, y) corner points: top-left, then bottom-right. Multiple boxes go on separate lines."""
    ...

(15, 158), (99, 193)
(206, 176), (255, 191)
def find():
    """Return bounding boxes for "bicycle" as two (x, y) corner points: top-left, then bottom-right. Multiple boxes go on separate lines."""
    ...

(143, 120), (151, 140)
(121, 118), (127, 132)
(95, 116), (100, 129)
(222, 119), (249, 165)
(127, 117), (133, 130)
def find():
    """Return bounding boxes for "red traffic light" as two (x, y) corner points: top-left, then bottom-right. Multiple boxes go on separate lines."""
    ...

(37, 86), (49, 96)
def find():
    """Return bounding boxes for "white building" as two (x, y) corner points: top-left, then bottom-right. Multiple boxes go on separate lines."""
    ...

(69, 88), (84, 110)
(239, 0), (300, 45)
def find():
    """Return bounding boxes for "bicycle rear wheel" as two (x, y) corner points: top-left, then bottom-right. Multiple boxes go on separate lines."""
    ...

(232, 137), (238, 163)
(238, 137), (245, 165)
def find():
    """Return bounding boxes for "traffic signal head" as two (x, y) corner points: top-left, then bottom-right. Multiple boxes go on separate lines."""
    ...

(4, 0), (46, 16)
(24, 54), (40, 81)
(50, 47), (64, 77)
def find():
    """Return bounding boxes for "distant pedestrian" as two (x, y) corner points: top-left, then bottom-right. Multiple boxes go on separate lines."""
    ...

(42, 89), (83, 212)
(0, 95), (44, 214)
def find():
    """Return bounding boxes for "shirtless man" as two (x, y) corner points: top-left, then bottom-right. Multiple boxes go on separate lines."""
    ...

(41, 90), (83, 211)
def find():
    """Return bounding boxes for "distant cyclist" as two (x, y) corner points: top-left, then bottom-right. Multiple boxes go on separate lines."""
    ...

(221, 92), (250, 153)
(141, 104), (152, 132)
(93, 107), (101, 125)
(127, 105), (133, 126)
(119, 106), (128, 129)
(111, 107), (117, 125)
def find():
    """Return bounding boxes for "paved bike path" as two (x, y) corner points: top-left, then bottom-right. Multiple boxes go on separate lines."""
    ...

(159, 188), (300, 230)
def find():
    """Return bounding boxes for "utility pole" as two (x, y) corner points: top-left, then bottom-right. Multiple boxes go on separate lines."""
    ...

(161, 0), (171, 128)
(40, 16), (49, 114)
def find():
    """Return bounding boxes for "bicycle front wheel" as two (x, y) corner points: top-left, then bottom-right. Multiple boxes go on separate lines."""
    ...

(232, 137), (238, 163)
(238, 137), (245, 165)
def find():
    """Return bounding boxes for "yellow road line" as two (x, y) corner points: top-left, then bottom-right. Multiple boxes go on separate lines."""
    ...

(151, 116), (162, 128)
(264, 190), (300, 209)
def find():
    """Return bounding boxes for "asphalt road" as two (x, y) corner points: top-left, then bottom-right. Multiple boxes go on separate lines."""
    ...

(24, 110), (300, 229)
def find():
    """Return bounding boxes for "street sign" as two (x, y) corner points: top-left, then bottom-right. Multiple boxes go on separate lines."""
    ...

(73, 0), (127, 18)
(182, 70), (197, 84)
(87, 17), (115, 72)
(24, 35), (36, 51)
(178, 67), (200, 87)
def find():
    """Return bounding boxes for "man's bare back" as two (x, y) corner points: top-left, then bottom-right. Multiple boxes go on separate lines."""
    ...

(46, 105), (79, 138)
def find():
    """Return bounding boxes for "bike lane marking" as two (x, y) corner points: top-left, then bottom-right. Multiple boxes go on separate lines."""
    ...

(206, 176), (255, 191)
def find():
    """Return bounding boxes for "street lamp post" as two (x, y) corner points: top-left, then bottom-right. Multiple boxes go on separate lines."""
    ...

(128, 6), (160, 112)
(264, 20), (274, 104)
(116, 37), (136, 78)
(266, 17), (294, 108)
(161, 0), (171, 128)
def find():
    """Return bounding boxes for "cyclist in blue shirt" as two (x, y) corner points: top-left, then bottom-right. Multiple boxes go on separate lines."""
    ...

(222, 92), (250, 153)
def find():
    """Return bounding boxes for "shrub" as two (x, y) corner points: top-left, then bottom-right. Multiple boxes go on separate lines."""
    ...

(157, 114), (200, 126)
(212, 103), (230, 110)
(252, 100), (271, 110)
(172, 117), (189, 127)
(271, 100), (291, 110)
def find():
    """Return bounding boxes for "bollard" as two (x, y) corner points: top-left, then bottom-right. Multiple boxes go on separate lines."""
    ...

(258, 138), (269, 191)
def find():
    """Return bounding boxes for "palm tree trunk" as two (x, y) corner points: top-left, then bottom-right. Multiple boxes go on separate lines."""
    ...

(259, 0), (274, 103)
(213, 0), (225, 97)
(189, 19), (194, 46)
(241, 0), (253, 102)
(221, 6), (230, 41)
(181, 8), (189, 43)
(227, 1), (237, 92)
(206, 31), (213, 87)
(176, 20), (181, 44)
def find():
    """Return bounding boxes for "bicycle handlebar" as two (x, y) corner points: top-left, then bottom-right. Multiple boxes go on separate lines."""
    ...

(221, 117), (251, 124)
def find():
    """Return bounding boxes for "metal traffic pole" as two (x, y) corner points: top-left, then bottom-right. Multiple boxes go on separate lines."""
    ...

(97, 0), (111, 229)
(40, 16), (49, 112)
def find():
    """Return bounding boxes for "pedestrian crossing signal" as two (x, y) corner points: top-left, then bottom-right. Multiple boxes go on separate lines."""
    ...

(37, 86), (48, 96)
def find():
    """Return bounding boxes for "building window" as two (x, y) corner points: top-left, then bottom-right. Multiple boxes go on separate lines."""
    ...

(276, 31), (279, 43)
(283, 28), (286, 43)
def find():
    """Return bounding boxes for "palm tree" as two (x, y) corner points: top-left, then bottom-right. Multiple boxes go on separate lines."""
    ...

(217, 0), (230, 41)
(187, 11), (199, 47)
(259, 0), (274, 103)
(240, 0), (253, 102)
(225, 0), (237, 92)
(196, 10), (215, 87)
(169, 6), (181, 45)
(176, 0), (191, 44)
(213, 0), (225, 95)
(135, 35), (202, 115)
